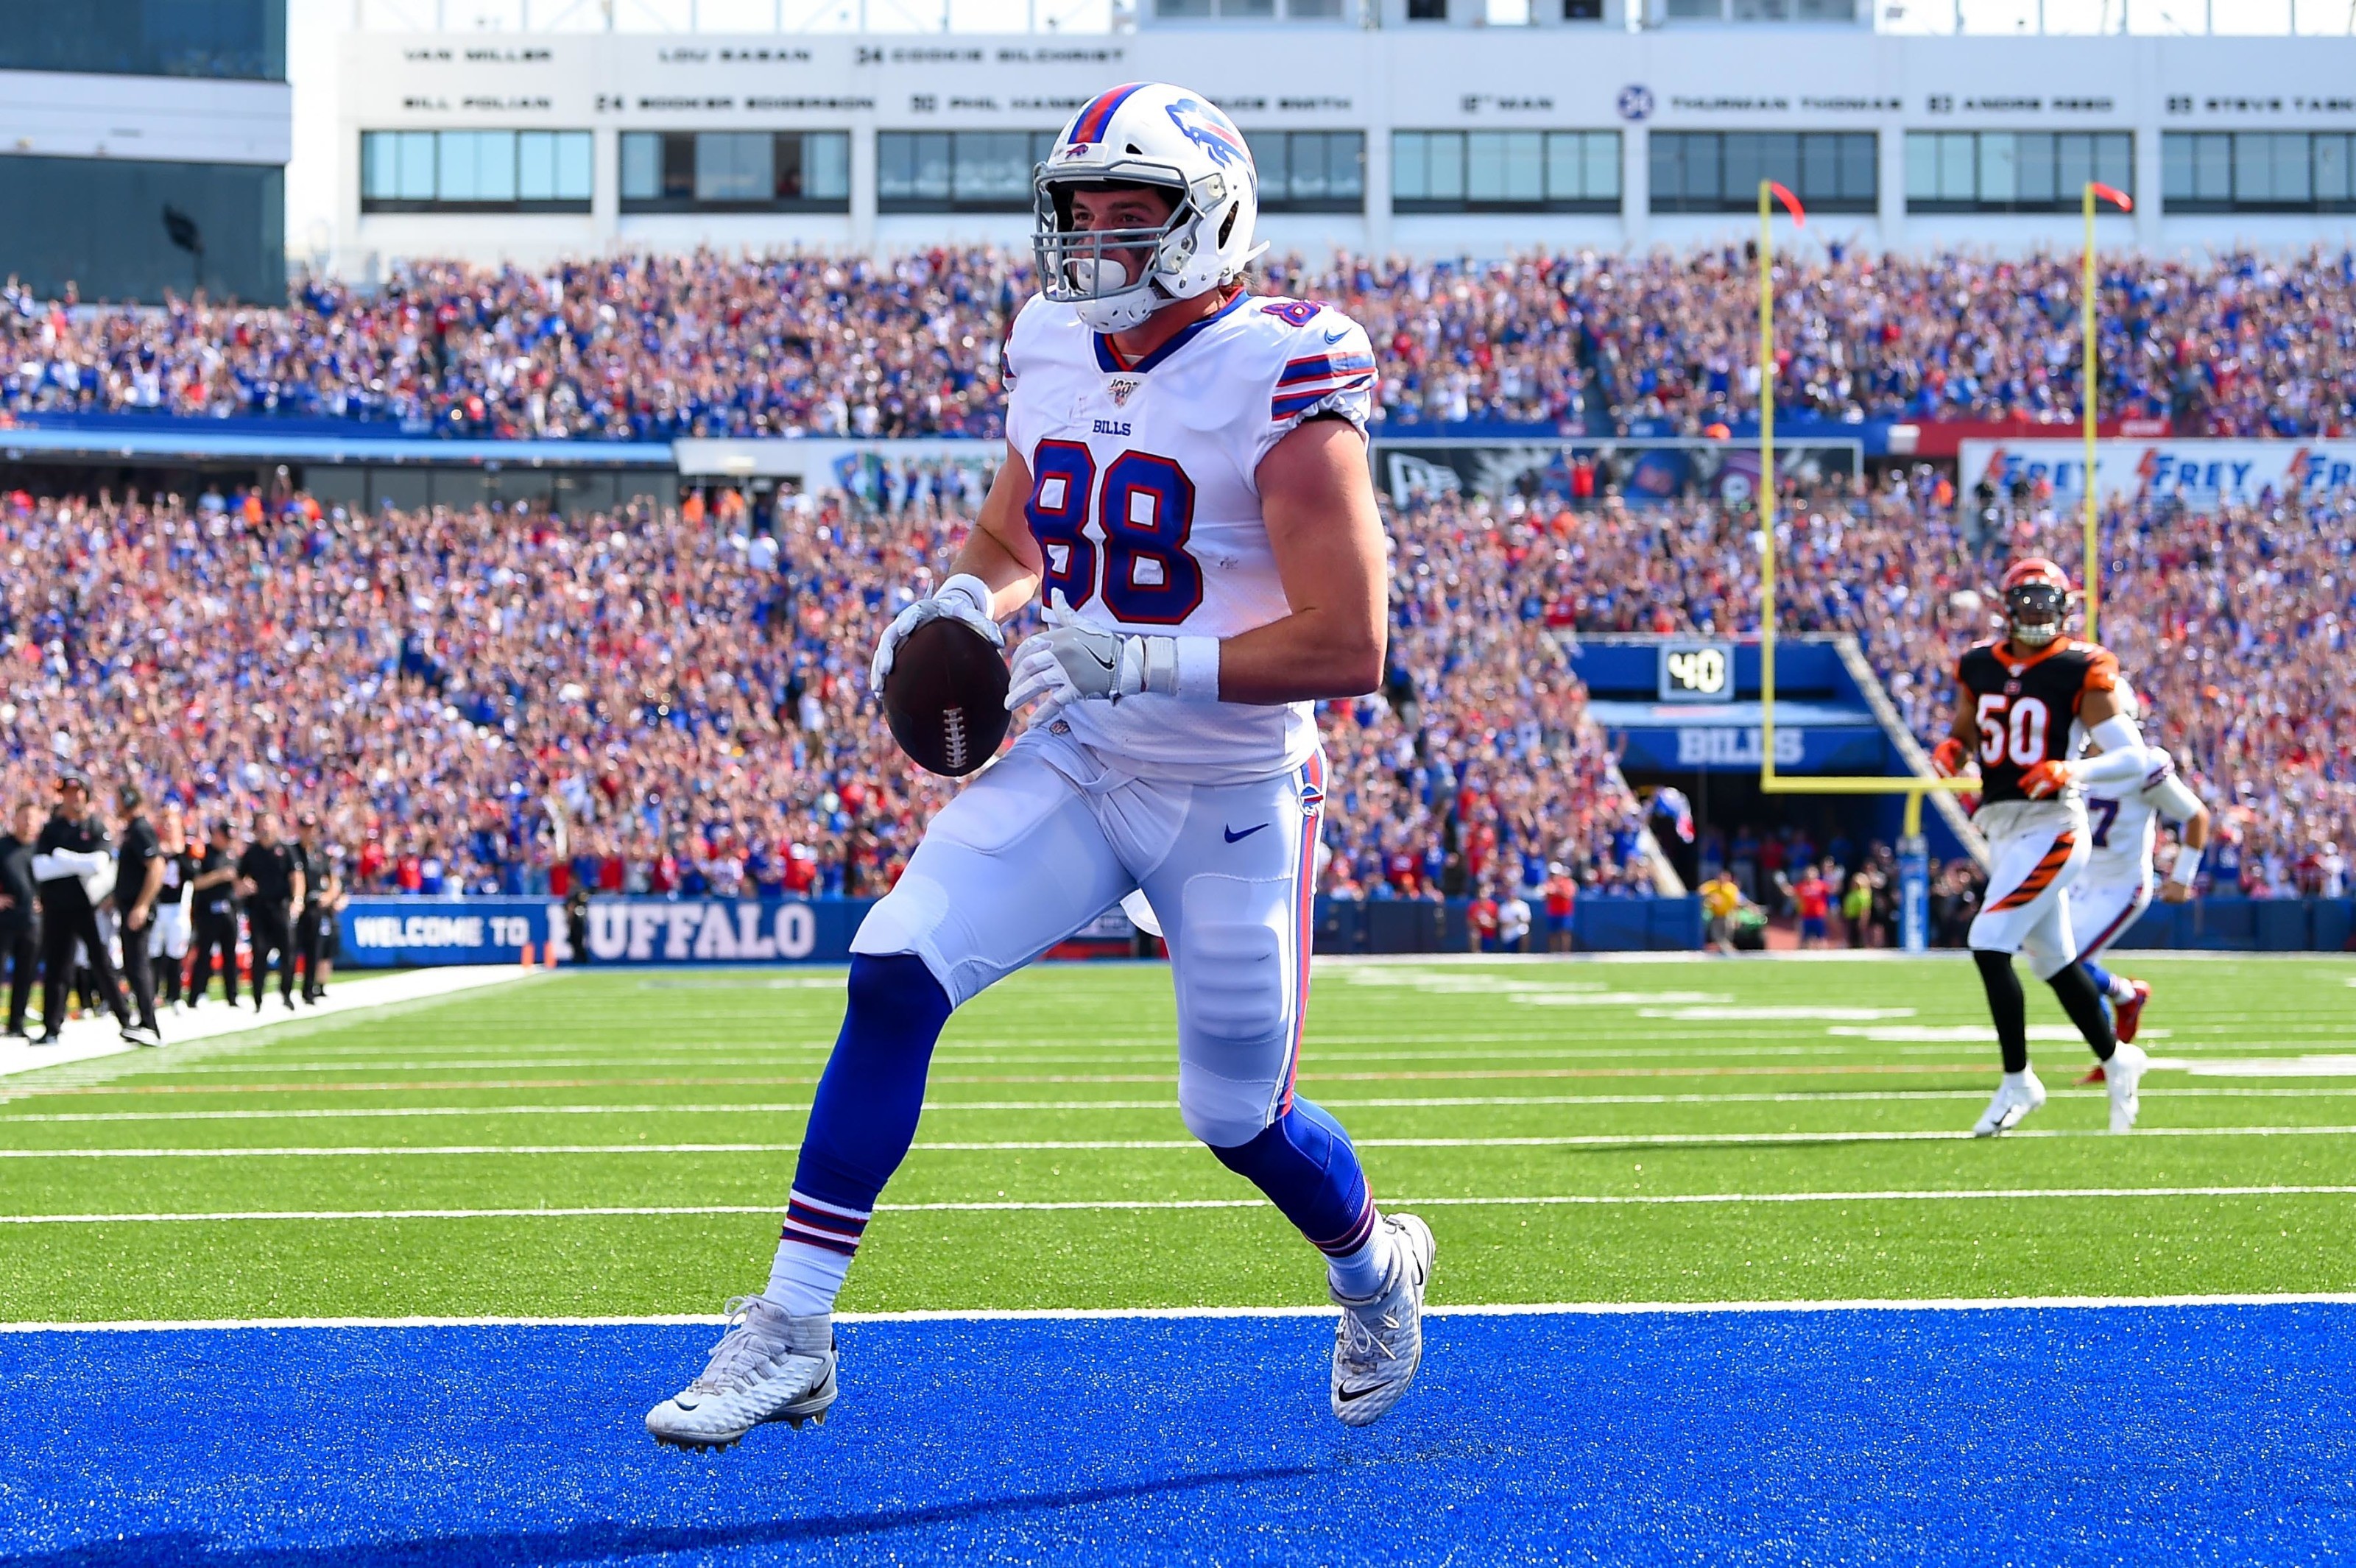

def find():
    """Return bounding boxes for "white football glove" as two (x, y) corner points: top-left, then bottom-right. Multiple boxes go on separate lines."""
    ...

(870, 573), (1003, 694)
(1004, 592), (1182, 716)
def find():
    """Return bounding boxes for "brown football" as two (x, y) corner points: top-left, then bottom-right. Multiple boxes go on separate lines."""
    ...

(882, 615), (1012, 777)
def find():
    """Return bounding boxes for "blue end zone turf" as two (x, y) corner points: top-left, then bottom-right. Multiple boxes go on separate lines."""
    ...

(3, 1306), (2352, 1566)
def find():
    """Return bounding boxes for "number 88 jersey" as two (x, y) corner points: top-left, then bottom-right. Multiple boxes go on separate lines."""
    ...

(1955, 635), (2123, 806)
(1002, 289), (1379, 784)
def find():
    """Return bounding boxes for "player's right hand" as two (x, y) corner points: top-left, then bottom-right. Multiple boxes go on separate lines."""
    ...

(870, 573), (1002, 693)
(2019, 759), (2074, 799)
(1930, 737), (1968, 777)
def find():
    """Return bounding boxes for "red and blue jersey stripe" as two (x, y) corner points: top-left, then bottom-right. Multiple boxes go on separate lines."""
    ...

(1272, 349), (1375, 420)
(1068, 83), (1147, 146)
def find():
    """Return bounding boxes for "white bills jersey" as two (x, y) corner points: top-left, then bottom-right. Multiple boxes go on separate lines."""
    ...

(2084, 747), (2207, 882)
(1002, 289), (1378, 784)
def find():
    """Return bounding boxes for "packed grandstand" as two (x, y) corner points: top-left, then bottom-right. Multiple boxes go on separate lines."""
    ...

(0, 464), (2344, 903)
(7, 245), (2356, 437)
(3, 246), (2350, 905)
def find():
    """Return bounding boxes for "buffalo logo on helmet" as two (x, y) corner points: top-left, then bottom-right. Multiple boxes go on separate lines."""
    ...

(1164, 96), (1249, 169)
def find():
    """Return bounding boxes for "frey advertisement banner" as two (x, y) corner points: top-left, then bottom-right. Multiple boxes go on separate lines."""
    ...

(1959, 439), (2356, 504)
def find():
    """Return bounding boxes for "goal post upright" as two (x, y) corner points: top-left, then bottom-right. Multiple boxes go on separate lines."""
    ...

(1751, 180), (1972, 944)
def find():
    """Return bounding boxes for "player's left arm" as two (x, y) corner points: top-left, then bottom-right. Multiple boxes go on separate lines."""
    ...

(2148, 763), (2212, 901)
(1218, 416), (1387, 703)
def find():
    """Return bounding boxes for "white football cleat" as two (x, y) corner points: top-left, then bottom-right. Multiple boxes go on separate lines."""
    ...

(2106, 1041), (2150, 1133)
(1972, 1070), (2047, 1137)
(1330, 1212), (1435, 1428)
(646, 1295), (837, 1451)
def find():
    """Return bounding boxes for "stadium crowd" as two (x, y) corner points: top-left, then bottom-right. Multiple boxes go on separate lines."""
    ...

(0, 482), (1662, 909)
(9, 244), (2356, 437)
(1514, 467), (2355, 895)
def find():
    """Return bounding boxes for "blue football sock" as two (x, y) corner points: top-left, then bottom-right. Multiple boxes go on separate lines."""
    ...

(2079, 958), (2124, 1000)
(766, 953), (952, 1315)
(1209, 1098), (1386, 1296)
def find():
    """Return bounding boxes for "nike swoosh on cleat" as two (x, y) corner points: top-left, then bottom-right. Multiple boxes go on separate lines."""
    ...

(1224, 824), (1269, 843)
(1336, 1382), (1384, 1402)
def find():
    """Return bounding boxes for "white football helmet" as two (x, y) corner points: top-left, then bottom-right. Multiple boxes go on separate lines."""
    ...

(1033, 82), (1265, 333)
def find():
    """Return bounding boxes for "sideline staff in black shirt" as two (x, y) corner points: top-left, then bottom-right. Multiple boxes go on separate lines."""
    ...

(32, 770), (133, 1045)
(113, 785), (165, 1039)
(237, 813), (304, 1011)
(1, 800), (38, 1037)
(188, 822), (241, 1008)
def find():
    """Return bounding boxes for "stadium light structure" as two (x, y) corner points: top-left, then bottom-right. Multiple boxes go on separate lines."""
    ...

(1753, 179), (1975, 950)
(2082, 180), (2134, 644)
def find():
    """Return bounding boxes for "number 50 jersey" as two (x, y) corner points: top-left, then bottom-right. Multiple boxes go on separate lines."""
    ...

(1954, 635), (2122, 806)
(1003, 289), (1379, 785)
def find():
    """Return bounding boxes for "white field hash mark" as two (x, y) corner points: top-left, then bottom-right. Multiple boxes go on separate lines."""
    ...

(6, 1124), (2356, 1158)
(9, 1184), (2356, 1223)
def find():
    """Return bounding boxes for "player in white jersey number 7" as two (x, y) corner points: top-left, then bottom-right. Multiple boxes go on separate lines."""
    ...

(647, 80), (1433, 1451)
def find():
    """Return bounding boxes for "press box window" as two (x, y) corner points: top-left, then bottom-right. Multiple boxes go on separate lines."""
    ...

(619, 132), (850, 213)
(361, 131), (591, 213)
(1905, 133), (2131, 213)
(1392, 130), (1620, 213)
(2163, 132), (2356, 213)
(1246, 132), (1366, 213)
(1648, 131), (1875, 214)
(878, 131), (1057, 213)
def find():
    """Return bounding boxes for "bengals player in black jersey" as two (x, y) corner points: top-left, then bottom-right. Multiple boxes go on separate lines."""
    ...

(1930, 559), (2165, 1137)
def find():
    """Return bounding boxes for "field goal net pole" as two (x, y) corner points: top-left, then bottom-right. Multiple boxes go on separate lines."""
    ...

(1751, 179), (1972, 953)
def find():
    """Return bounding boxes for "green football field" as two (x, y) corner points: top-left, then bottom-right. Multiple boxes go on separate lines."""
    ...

(2, 954), (2352, 1324)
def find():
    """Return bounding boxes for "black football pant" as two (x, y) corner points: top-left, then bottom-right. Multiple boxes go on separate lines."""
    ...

(117, 918), (159, 1034)
(2, 920), (35, 1033)
(297, 906), (327, 999)
(38, 897), (127, 1035)
(190, 914), (239, 1006)
(248, 904), (294, 1007)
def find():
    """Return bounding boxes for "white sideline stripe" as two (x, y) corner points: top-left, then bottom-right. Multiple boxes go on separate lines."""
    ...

(13, 1086), (2356, 1124)
(0, 969), (541, 1081)
(8, 1184), (2356, 1223)
(10, 1124), (2356, 1158)
(10, 1292), (2356, 1334)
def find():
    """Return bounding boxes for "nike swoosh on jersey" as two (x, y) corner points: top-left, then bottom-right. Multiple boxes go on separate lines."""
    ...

(1224, 824), (1269, 843)
(1322, 327), (1349, 343)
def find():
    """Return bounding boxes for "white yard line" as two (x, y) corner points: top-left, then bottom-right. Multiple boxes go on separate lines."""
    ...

(0, 969), (543, 1082)
(7, 1184), (2355, 1223)
(13, 1086), (2356, 1125)
(8, 1291), (2356, 1334)
(7, 1124), (2355, 1159)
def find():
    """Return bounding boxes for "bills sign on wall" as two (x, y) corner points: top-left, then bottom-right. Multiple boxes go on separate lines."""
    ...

(1960, 439), (2356, 504)
(339, 898), (878, 967)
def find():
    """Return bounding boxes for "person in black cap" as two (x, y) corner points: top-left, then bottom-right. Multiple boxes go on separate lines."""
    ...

(112, 784), (165, 1042)
(30, 769), (135, 1046)
(1, 799), (38, 1038)
(187, 819), (241, 1009)
(236, 811), (303, 1012)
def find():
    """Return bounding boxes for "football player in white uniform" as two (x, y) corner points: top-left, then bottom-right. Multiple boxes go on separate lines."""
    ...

(648, 82), (1431, 1451)
(2067, 695), (2212, 1059)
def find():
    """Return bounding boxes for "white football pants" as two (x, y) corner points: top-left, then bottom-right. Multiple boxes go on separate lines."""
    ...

(1968, 798), (2092, 980)
(853, 726), (1325, 1148)
(2067, 864), (2153, 961)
